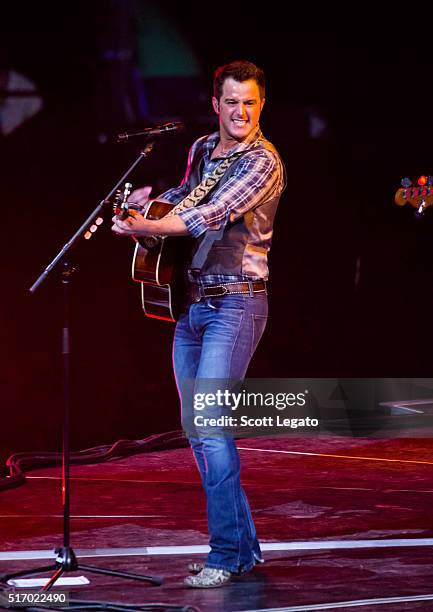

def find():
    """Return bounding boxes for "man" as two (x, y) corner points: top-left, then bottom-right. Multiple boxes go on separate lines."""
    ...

(112, 60), (285, 588)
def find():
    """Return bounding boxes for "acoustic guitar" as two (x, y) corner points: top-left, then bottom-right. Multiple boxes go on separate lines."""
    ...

(113, 184), (192, 322)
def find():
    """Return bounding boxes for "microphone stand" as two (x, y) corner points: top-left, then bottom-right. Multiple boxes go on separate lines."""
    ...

(1, 141), (163, 592)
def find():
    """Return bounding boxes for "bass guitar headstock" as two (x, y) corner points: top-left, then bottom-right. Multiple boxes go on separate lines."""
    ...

(395, 175), (433, 216)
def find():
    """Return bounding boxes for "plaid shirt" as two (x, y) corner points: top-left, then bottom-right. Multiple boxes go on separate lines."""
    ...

(159, 126), (285, 281)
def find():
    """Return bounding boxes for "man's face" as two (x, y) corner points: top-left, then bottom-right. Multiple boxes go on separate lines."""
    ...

(212, 77), (264, 144)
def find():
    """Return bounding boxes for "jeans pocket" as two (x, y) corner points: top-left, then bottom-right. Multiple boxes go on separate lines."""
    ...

(206, 298), (218, 310)
(251, 314), (267, 357)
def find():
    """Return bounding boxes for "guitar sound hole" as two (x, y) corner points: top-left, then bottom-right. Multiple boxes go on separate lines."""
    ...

(143, 236), (162, 249)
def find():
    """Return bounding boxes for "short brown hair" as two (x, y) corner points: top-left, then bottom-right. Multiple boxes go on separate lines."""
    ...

(213, 60), (265, 101)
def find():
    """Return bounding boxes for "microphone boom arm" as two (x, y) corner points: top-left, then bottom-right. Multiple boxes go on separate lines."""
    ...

(117, 122), (184, 142)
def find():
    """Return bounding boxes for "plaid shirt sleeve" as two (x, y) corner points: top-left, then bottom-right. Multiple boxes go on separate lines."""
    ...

(177, 149), (284, 238)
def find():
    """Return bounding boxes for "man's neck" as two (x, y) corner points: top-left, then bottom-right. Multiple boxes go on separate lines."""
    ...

(218, 134), (240, 154)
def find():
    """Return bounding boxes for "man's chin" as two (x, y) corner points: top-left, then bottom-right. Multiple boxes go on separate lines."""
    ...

(229, 127), (252, 141)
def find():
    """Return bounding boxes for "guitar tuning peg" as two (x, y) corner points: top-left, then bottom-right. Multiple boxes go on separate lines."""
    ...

(401, 177), (412, 188)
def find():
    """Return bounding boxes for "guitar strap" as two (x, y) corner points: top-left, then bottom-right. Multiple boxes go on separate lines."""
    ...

(166, 151), (244, 217)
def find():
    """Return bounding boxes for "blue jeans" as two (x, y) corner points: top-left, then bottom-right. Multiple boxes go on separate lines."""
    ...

(173, 291), (268, 573)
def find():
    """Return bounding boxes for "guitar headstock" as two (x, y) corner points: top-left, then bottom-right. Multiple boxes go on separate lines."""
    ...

(395, 175), (433, 215)
(113, 182), (133, 220)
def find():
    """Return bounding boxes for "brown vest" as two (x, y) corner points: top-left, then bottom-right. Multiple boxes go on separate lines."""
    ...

(188, 137), (283, 278)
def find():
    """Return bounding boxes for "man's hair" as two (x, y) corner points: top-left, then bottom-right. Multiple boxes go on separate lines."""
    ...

(213, 60), (265, 101)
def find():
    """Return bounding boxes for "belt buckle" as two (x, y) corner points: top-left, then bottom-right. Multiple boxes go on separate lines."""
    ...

(191, 284), (203, 302)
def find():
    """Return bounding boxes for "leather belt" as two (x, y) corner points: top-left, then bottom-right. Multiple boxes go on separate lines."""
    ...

(188, 280), (267, 302)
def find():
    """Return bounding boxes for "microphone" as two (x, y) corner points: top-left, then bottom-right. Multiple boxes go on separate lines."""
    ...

(117, 122), (185, 142)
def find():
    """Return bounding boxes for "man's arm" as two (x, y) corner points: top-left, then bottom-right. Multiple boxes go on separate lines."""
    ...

(112, 150), (283, 238)
(112, 210), (189, 237)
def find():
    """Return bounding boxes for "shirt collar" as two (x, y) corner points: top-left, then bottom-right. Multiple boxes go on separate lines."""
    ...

(204, 126), (263, 160)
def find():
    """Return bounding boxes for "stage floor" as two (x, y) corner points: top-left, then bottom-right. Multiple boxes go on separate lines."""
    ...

(1, 435), (433, 611)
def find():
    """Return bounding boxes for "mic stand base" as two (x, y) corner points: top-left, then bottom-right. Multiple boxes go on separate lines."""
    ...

(1, 546), (162, 590)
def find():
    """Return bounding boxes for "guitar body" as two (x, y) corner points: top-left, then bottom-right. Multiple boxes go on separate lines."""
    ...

(131, 200), (192, 322)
